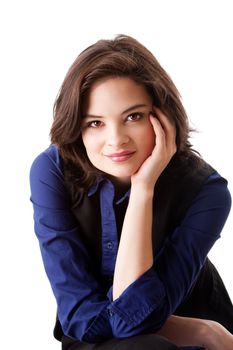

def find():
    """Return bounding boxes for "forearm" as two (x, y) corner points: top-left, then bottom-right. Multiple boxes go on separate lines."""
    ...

(112, 186), (154, 300)
(112, 110), (176, 299)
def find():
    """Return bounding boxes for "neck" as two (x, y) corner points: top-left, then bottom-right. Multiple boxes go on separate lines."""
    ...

(107, 175), (131, 199)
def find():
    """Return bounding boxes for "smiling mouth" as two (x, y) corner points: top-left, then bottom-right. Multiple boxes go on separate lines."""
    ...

(105, 151), (136, 162)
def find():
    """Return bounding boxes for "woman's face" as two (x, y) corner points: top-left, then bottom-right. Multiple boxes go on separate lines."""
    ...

(81, 77), (155, 184)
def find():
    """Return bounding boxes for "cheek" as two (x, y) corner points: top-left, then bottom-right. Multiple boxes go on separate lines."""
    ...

(82, 131), (93, 149)
(81, 134), (92, 157)
(82, 133), (101, 159)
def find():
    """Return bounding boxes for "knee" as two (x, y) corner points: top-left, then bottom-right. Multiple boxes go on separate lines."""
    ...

(120, 334), (178, 350)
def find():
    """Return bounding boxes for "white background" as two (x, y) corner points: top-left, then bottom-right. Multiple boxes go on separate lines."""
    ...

(0, 1), (232, 349)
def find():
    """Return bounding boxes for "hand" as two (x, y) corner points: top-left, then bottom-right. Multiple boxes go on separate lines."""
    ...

(202, 320), (233, 350)
(131, 107), (177, 191)
(156, 315), (233, 350)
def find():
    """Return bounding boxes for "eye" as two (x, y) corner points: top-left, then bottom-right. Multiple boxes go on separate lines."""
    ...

(86, 120), (104, 128)
(126, 112), (144, 122)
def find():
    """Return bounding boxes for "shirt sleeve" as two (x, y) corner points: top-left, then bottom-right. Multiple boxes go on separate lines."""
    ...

(30, 149), (113, 343)
(105, 173), (232, 336)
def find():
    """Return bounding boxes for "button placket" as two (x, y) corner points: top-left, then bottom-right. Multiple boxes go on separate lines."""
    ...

(108, 309), (114, 317)
(100, 181), (118, 276)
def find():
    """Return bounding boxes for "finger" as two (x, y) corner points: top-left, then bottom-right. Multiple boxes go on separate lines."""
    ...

(149, 113), (166, 151)
(153, 107), (176, 133)
(152, 108), (177, 152)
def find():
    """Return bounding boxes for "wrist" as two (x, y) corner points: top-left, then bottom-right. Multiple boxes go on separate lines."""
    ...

(130, 182), (155, 199)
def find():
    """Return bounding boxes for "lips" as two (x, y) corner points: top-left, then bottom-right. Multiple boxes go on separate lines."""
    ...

(105, 150), (136, 162)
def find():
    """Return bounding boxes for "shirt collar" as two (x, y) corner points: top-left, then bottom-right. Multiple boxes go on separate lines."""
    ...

(116, 189), (130, 204)
(88, 176), (131, 204)
(87, 176), (105, 197)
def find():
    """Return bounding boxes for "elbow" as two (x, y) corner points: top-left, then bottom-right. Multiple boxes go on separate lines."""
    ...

(62, 324), (106, 344)
(110, 312), (167, 339)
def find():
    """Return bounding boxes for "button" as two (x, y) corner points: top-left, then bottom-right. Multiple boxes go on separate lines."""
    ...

(107, 241), (113, 249)
(108, 309), (114, 317)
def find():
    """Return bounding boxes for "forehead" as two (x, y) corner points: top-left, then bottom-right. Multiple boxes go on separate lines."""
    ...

(83, 77), (152, 114)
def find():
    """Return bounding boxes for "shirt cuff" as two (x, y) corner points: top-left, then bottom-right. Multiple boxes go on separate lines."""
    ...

(107, 266), (166, 327)
(81, 307), (113, 343)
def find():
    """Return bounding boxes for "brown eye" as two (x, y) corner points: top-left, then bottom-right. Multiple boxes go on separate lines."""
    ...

(127, 113), (144, 122)
(87, 120), (103, 128)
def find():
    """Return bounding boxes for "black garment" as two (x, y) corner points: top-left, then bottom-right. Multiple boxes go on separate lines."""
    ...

(54, 153), (233, 344)
(62, 333), (179, 350)
(175, 259), (233, 333)
(63, 153), (216, 263)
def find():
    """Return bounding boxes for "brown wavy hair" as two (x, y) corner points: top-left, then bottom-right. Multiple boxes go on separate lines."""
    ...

(50, 34), (196, 190)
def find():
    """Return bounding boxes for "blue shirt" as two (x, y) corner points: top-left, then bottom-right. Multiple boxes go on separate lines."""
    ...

(29, 144), (231, 346)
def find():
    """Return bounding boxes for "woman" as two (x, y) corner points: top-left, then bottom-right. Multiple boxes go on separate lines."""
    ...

(30, 35), (233, 349)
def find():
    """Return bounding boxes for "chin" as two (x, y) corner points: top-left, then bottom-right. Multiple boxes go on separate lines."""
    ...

(95, 162), (142, 179)
(107, 168), (138, 179)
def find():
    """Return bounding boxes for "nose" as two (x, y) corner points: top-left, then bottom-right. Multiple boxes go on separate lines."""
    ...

(106, 125), (129, 147)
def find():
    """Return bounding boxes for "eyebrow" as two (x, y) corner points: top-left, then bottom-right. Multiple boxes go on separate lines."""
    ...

(83, 104), (148, 119)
